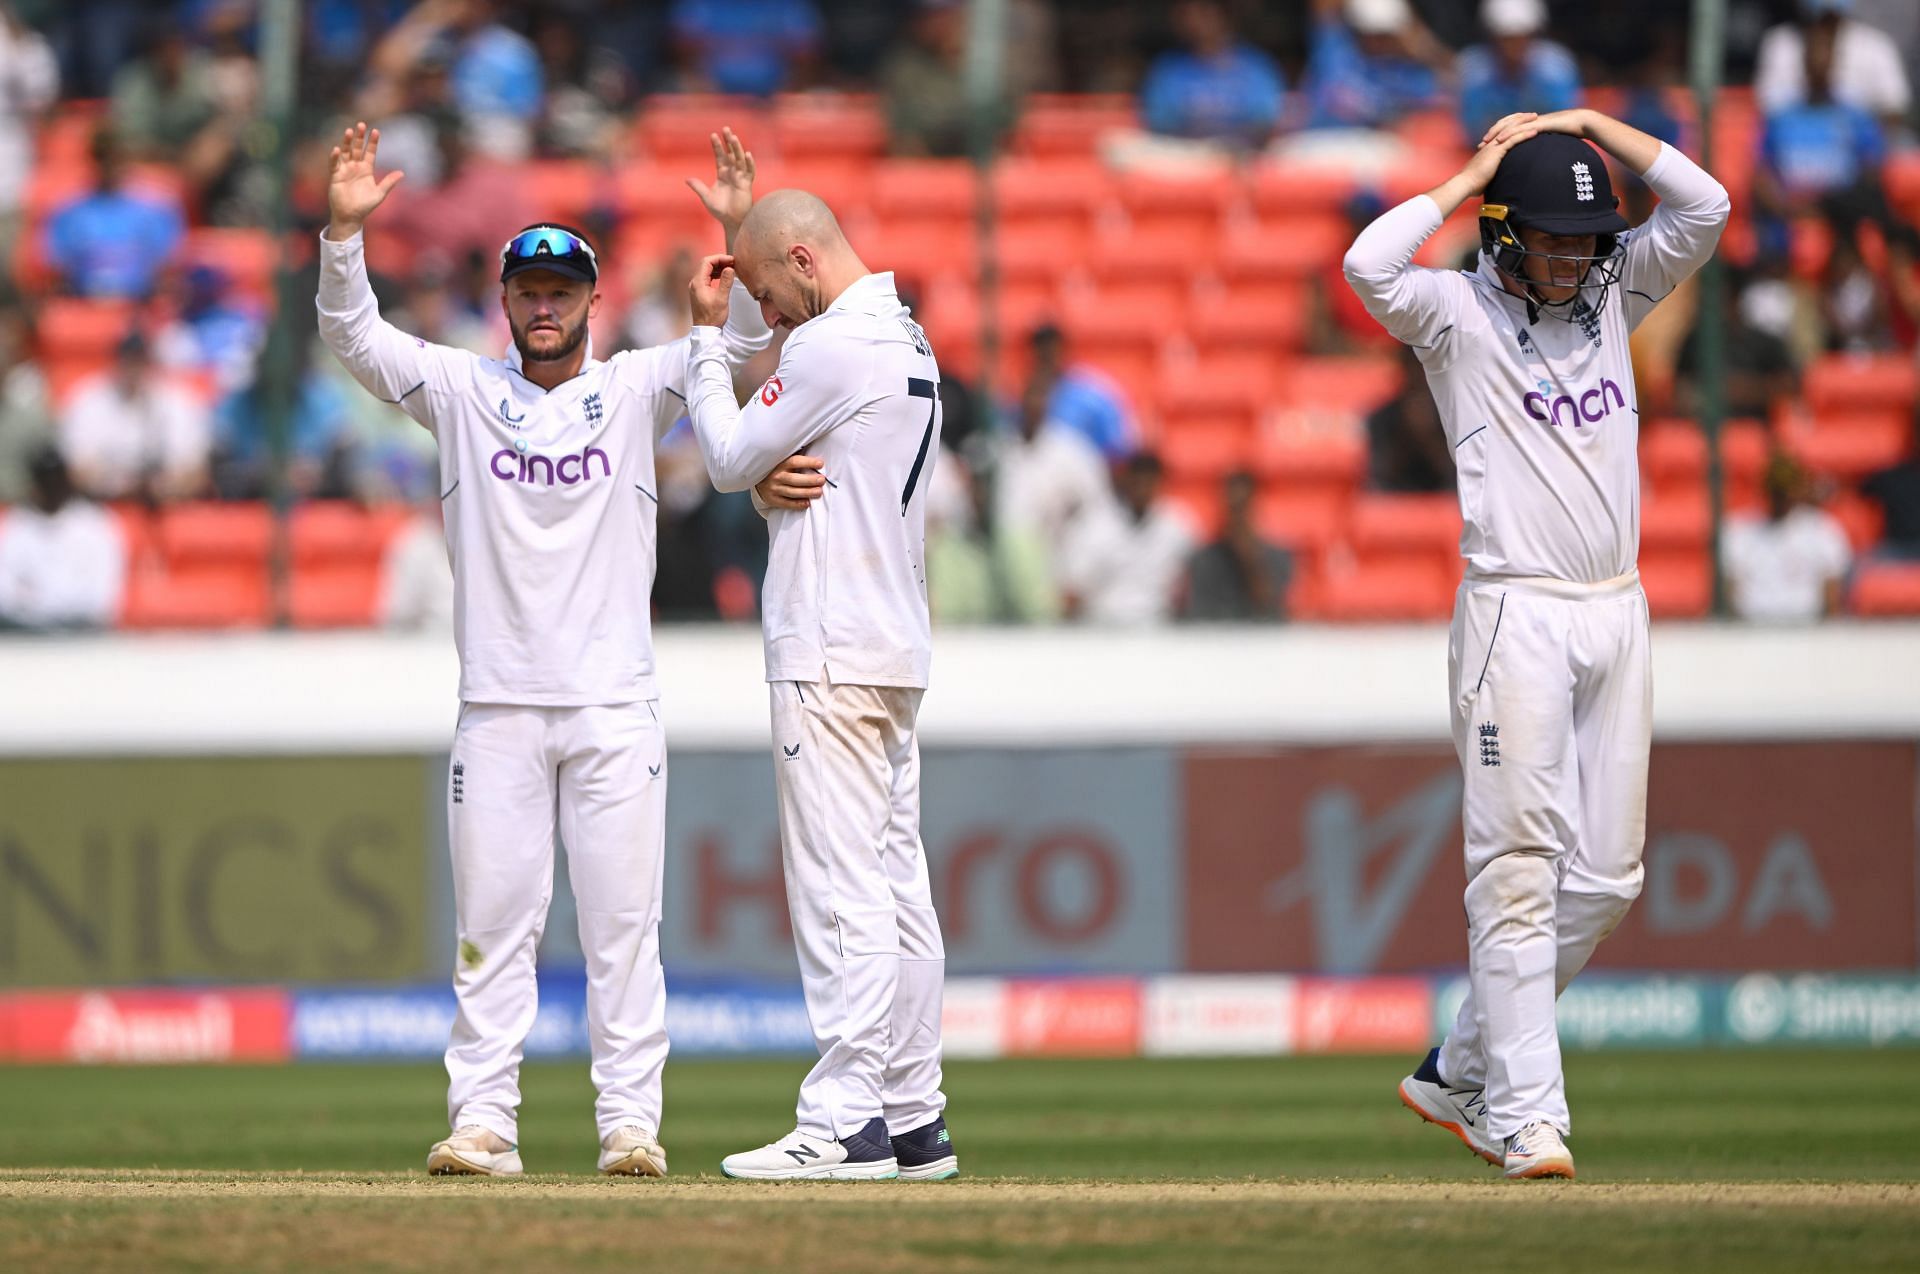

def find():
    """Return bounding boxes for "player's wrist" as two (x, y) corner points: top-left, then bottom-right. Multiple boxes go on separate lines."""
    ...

(324, 216), (365, 242)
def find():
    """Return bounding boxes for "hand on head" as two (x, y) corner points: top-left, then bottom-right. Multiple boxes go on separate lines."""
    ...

(688, 253), (737, 327)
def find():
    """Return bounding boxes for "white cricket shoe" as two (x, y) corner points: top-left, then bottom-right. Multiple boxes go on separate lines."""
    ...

(427, 1125), (523, 1176)
(1503, 1120), (1576, 1180)
(1398, 1047), (1500, 1166)
(598, 1125), (668, 1177)
(721, 1117), (900, 1181)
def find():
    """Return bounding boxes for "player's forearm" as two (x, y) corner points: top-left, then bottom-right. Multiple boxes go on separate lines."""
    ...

(685, 328), (779, 492)
(1574, 110), (1663, 178)
(315, 231), (430, 405)
(1638, 140), (1732, 221)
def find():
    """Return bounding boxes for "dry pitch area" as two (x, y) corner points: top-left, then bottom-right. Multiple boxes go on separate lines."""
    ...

(2, 1053), (1917, 1272)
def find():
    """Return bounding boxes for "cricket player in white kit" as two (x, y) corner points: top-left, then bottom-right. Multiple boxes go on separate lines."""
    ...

(1344, 109), (1729, 1179)
(682, 190), (956, 1181)
(316, 123), (772, 1176)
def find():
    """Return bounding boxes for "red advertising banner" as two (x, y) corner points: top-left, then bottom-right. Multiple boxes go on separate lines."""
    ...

(1004, 979), (1143, 1056)
(1292, 977), (1434, 1053)
(0, 989), (291, 1063)
(1184, 743), (1918, 974)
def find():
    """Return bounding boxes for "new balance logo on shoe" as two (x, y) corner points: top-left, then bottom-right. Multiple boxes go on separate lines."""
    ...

(784, 1143), (822, 1165)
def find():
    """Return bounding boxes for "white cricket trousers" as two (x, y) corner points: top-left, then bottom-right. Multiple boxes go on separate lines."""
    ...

(1436, 570), (1651, 1140)
(771, 679), (948, 1141)
(444, 700), (668, 1144)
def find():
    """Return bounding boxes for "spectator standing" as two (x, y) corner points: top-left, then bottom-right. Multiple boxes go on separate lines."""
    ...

(1365, 344), (1456, 492)
(0, 445), (125, 631)
(1303, 0), (1450, 133)
(1028, 322), (1138, 461)
(0, 4), (57, 225)
(1456, 0), (1580, 144)
(1676, 272), (1797, 420)
(1723, 454), (1853, 622)
(670, 0), (822, 97)
(990, 371), (1117, 582)
(1756, 0), (1910, 134)
(59, 332), (211, 502)
(1183, 469), (1293, 621)
(1139, 0), (1286, 148)
(110, 24), (219, 158)
(1059, 451), (1197, 625)
(0, 301), (51, 503)
(212, 339), (359, 501)
(1753, 20), (1902, 244)
(42, 129), (185, 299)
(883, 0), (1003, 158)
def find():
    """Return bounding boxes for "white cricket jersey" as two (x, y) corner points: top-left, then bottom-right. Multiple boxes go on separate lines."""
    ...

(1344, 141), (1730, 584)
(316, 230), (771, 706)
(686, 271), (939, 689)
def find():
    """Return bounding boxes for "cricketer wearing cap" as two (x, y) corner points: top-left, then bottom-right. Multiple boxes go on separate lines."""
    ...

(682, 190), (956, 1182)
(1344, 110), (1729, 1179)
(316, 122), (772, 1177)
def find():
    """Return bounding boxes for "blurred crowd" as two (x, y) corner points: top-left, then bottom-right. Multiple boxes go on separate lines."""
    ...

(3, 0), (1920, 633)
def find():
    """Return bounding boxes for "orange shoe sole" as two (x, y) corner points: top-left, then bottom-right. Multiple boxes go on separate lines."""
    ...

(1398, 1080), (1502, 1167)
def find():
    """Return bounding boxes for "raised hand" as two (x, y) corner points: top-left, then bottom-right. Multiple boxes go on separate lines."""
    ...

(686, 127), (755, 251)
(689, 253), (737, 328)
(326, 121), (405, 241)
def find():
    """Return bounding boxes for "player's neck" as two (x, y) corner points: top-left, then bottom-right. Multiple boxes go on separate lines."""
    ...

(521, 347), (587, 391)
(814, 256), (873, 314)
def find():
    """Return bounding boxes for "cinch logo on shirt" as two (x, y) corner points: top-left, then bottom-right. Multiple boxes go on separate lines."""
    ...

(1522, 378), (1626, 429)
(489, 445), (613, 486)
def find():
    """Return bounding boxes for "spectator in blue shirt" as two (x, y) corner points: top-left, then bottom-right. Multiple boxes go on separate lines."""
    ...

(1456, 0), (1580, 144)
(671, 0), (823, 97)
(1303, 0), (1449, 132)
(449, 0), (543, 122)
(1030, 324), (1138, 461)
(1755, 16), (1905, 251)
(212, 338), (359, 501)
(43, 128), (184, 299)
(1140, 0), (1285, 147)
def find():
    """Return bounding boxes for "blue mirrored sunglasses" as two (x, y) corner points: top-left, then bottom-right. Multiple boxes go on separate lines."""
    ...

(499, 227), (597, 275)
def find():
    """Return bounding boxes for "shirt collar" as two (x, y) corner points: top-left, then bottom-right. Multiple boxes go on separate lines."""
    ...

(824, 271), (899, 318)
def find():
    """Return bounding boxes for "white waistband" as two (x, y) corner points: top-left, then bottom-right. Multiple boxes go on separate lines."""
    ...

(1461, 568), (1643, 600)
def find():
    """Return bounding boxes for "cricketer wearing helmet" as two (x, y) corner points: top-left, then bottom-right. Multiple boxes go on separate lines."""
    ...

(1343, 110), (1729, 1179)
(316, 123), (773, 1178)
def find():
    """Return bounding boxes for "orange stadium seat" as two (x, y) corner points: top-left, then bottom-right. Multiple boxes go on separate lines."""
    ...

(1010, 94), (1138, 155)
(289, 562), (383, 629)
(865, 224), (977, 292)
(770, 93), (885, 162)
(1249, 163), (1359, 218)
(1161, 475), (1224, 540)
(1349, 493), (1463, 572)
(872, 159), (980, 218)
(36, 298), (137, 358)
(1850, 559), (1920, 616)
(1220, 218), (1352, 287)
(1253, 487), (1347, 556)
(1782, 411), (1908, 481)
(1826, 488), (1887, 553)
(1719, 417), (1771, 511)
(1638, 550), (1712, 619)
(633, 97), (768, 162)
(1640, 489), (1712, 552)
(1160, 418), (1254, 483)
(289, 501), (382, 564)
(159, 501), (274, 567)
(1116, 170), (1238, 238)
(1187, 291), (1308, 353)
(1640, 418), (1708, 491)
(1317, 558), (1454, 621)
(1281, 355), (1402, 415)
(521, 160), (605, 225)
(1801, 354), (1920, 415)
(991, 157), (1114, 238)
(121, 565), (271, 629)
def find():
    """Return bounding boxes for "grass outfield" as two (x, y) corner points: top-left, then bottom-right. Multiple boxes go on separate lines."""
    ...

(2, 1051), (1917, 1272)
